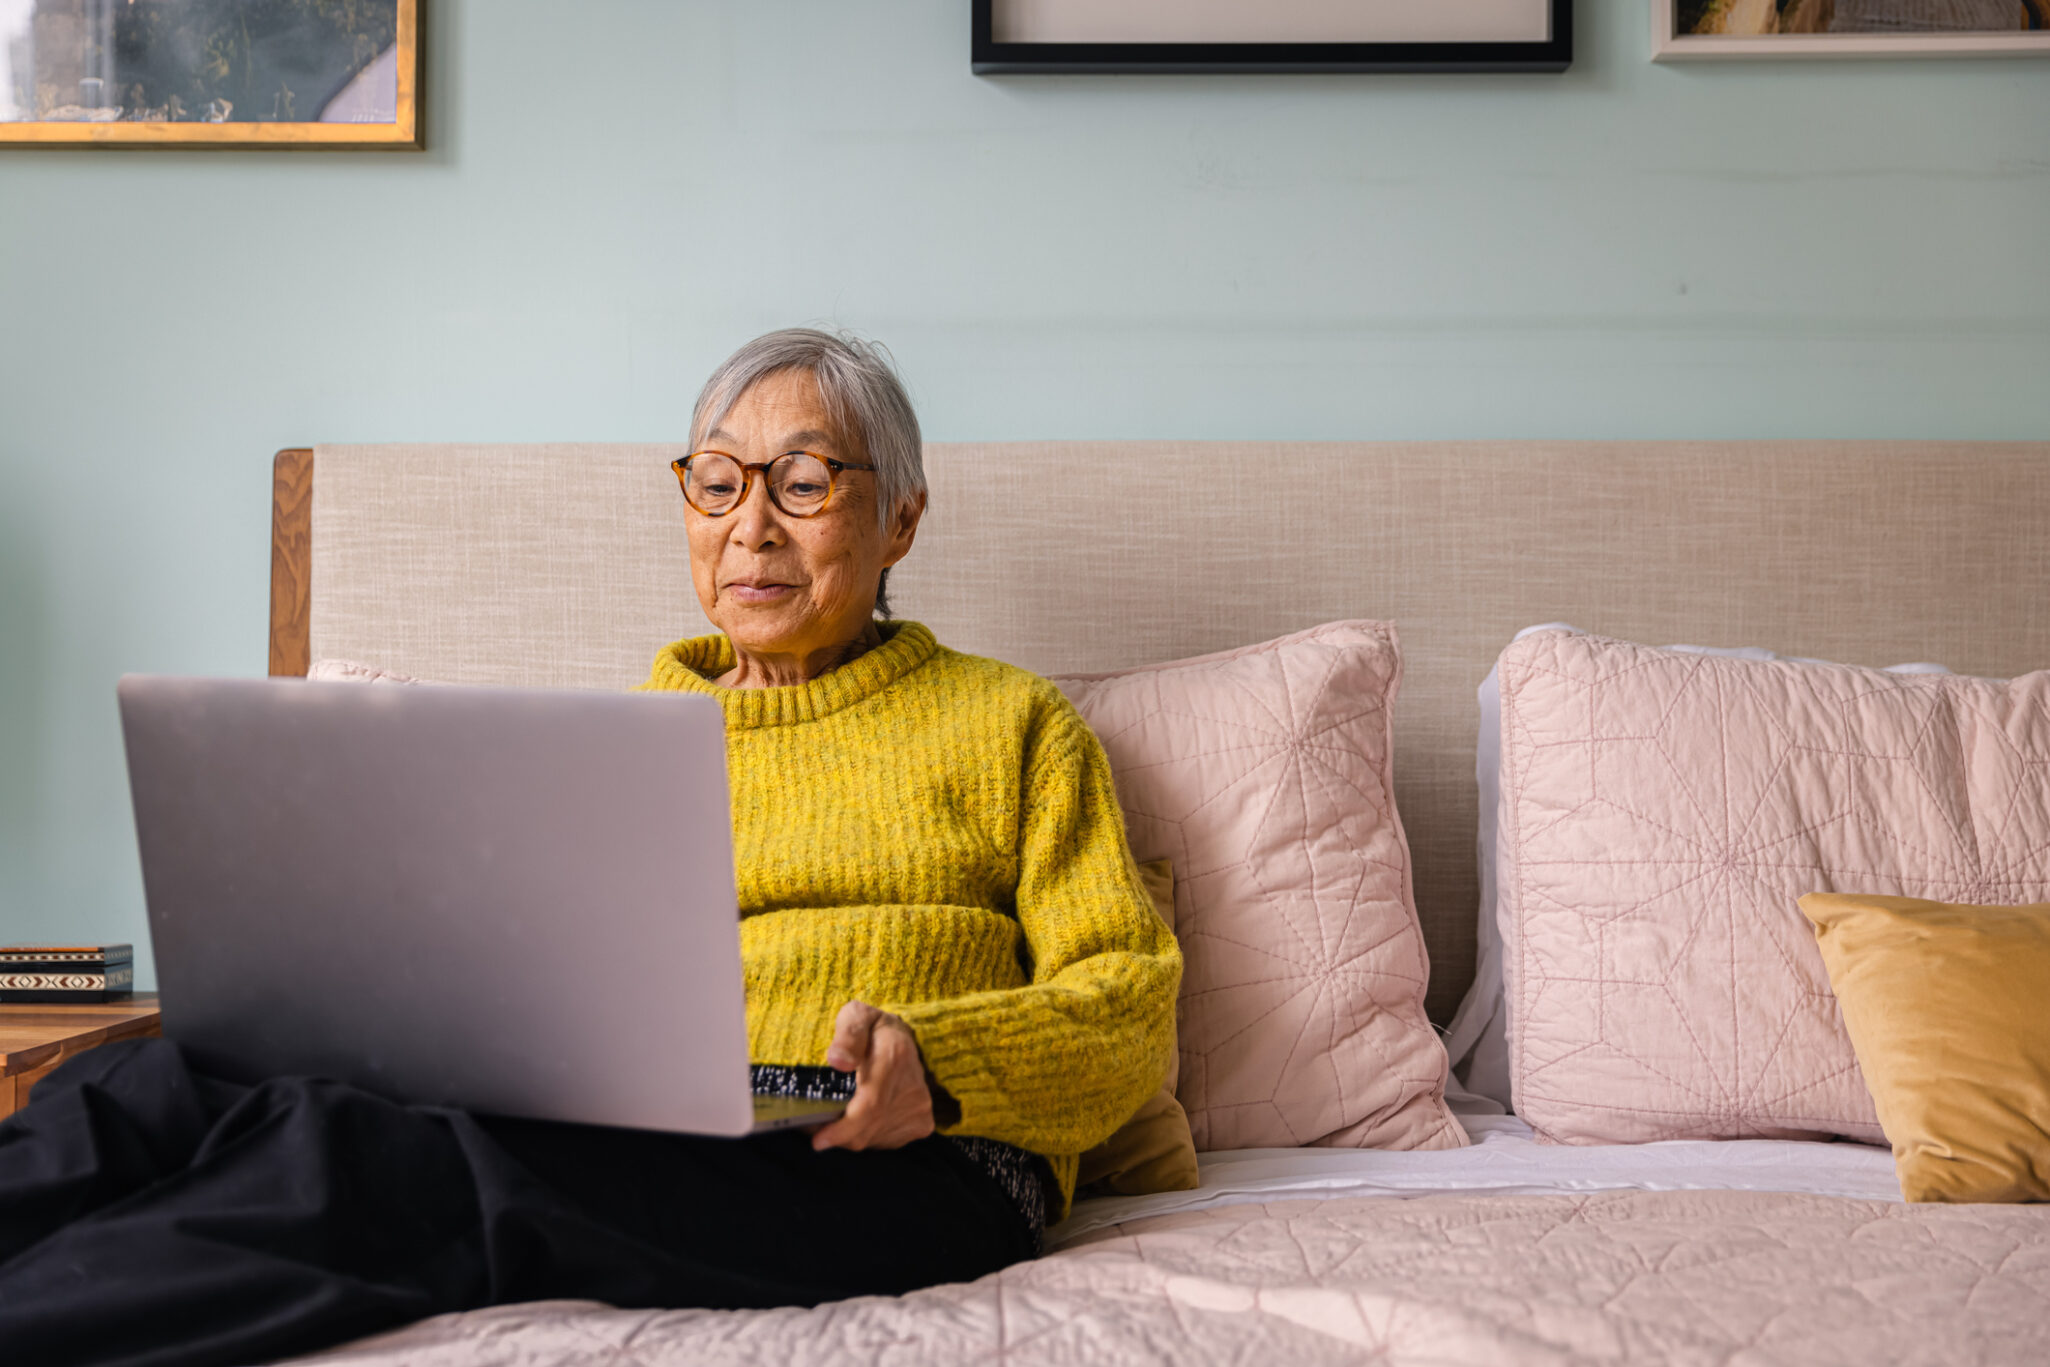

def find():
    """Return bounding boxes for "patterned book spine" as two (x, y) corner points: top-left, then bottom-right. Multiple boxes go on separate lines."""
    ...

(0, 963), (135, 1003)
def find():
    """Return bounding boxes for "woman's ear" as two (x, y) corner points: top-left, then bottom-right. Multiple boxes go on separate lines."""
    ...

(880, 491), (927, 570)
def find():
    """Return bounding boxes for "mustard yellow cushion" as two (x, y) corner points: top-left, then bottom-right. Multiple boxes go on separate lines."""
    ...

(1799, 893), (2050, 1203)
(1077, 860), (1201, 1198)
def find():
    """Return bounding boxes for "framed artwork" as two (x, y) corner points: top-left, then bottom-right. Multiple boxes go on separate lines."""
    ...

(1655, 0), (2050, 58)
(0, 0), (419, 149)
(972, 0), (1572, 74)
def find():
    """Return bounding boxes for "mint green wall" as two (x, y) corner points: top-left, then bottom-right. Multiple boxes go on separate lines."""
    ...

(2, 1), (2045, 981)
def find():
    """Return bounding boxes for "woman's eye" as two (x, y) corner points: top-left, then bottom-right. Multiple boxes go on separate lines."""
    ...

(784, 480), (826, 498)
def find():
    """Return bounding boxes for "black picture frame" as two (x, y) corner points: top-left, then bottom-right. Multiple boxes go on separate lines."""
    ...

(971, 0), (1572, 74)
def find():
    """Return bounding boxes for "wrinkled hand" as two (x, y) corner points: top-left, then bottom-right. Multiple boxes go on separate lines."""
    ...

(811, 1000), (938, 1152)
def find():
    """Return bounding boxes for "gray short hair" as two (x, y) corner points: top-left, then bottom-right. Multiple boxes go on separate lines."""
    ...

(690, 328), (926, 532)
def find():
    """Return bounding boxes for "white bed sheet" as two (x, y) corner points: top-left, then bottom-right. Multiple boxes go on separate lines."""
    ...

(1051, 1111), (1902, 1248)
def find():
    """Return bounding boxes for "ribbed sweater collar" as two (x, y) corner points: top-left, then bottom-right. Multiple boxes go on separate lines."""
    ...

(649, 620), (939, 728)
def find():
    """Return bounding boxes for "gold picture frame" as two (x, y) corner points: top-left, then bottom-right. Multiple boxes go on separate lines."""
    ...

(1, 0), (420, 149)
(1653, 0), (2050, 59)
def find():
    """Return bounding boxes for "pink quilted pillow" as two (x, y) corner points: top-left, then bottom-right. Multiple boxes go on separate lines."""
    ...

(1056, 622), (1466, 1154)
(1500, 630), (2050, 1145)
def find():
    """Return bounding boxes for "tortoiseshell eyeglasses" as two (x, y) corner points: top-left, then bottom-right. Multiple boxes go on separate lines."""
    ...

(670, 450), (874, 519)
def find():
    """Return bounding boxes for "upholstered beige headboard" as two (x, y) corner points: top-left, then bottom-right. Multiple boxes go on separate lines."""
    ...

(275, 441), (2050, 1022)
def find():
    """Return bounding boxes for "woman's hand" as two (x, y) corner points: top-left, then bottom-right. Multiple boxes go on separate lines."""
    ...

(811, 1000), (940, 1152)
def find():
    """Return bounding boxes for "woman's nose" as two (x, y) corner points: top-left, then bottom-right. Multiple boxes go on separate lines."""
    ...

(727, 478), (783, 547)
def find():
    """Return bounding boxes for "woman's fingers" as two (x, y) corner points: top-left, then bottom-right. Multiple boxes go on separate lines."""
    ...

(824, 999), (880, 1073)
(811, 1006), (935, 1152)
(809, 1099), (865, 1151)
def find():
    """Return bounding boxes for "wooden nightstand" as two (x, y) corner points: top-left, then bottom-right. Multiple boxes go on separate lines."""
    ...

(0, 996), (162, 1122)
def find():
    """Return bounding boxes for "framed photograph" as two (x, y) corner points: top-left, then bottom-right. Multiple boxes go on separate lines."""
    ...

(1654, 0), (2050, 58)
(0, 0), (419, 149)
(972, 0), (1572, 74)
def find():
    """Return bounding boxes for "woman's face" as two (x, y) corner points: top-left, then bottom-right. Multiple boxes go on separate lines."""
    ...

(686, 368), (921, 670)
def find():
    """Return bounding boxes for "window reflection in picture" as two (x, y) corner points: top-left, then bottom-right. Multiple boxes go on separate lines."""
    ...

(0, 0), (418, 147)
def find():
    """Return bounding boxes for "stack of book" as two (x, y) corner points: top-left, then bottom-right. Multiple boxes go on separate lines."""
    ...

(0, 944), (135, 1004)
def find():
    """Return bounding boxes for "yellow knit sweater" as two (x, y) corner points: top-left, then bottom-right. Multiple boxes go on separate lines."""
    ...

(642, 621), (1181, 1214)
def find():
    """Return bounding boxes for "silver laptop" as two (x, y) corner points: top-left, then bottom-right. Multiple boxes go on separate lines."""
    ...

(117, 675), (845, 1136)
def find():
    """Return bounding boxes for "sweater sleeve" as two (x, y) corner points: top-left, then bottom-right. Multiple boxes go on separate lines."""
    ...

(891, 703), (1182, 1158)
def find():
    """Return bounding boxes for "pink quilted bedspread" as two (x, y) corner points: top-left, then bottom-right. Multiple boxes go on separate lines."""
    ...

(295, 1191), (2050, 1366)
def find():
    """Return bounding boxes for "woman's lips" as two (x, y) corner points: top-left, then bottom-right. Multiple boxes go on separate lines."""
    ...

(724, 581), (798, 605)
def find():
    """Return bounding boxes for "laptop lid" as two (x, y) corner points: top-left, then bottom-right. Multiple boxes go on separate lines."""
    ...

(118, 676), (755, 1136)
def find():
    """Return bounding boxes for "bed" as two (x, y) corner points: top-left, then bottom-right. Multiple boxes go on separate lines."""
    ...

(297, 1120), (2042, 1365)
(272, 440), (2050, 1365)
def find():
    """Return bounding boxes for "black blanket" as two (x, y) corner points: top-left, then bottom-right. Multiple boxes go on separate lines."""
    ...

(0, 1039), (1031, 1367)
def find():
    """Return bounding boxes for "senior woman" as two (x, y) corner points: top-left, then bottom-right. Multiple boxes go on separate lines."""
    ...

(0, 329), (1181, 1367)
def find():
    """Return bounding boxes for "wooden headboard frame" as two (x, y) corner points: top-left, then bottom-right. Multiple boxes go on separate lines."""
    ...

(270, 448), (315, 678)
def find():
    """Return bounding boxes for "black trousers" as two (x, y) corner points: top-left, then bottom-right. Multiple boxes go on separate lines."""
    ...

(0, 1039), (1034, 1367)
